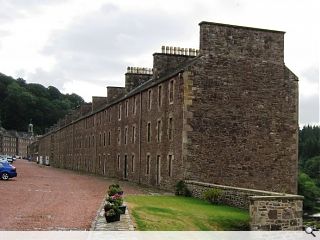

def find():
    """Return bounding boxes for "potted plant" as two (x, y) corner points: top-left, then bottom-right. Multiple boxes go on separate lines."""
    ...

(107, 193), (126, 214)
(108, 184), (123, 196)
(104, 201), (113, 212)
(104, 207), (121, 223)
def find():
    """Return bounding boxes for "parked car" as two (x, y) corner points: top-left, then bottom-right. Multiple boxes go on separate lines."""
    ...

(0, 159), (8, 164)
(0, 155), (13, 163)
(0, 161), (17, 180)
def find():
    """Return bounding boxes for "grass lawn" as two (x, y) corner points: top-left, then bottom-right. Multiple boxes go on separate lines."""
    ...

(125, 195), (250, 231)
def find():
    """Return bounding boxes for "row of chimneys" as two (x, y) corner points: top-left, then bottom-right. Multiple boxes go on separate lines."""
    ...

(50, 45), (201, 132)
(127, 67), (153, 74)
(161, 46), (199, 56)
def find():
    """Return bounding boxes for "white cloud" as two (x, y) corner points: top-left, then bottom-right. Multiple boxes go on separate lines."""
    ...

(0, 0), (319, 124)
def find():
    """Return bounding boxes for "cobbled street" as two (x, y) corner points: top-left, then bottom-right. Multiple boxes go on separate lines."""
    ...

(0, 160), (144, 230)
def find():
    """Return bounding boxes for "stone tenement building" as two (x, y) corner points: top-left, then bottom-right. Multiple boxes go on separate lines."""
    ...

(35, 22), (299, 194)
(0, 124), (34, 158)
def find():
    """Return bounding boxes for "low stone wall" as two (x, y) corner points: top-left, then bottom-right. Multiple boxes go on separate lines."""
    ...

(249, 195), (303, 230)
(185, 180), (283, 209)
(185, 180), (303, 230)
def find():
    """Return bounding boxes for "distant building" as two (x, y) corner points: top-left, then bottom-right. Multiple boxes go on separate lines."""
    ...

(0, 125), (35, 158)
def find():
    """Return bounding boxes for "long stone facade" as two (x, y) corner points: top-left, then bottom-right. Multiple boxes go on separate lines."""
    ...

(34, 21), (299, 194)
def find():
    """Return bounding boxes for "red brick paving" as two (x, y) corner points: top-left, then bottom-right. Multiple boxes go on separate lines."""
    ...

(0, 160), (145, 230)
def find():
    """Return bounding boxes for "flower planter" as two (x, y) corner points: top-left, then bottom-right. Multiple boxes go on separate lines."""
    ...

(105, 212), (120, 223)
(119, 205), (126, 214)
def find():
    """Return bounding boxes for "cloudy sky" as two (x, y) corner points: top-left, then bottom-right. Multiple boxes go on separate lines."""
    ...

(0, 0), (319, 125)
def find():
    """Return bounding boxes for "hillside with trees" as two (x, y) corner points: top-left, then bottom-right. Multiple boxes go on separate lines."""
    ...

(0, 72), (84, 134)
(298, 125), (320, 211)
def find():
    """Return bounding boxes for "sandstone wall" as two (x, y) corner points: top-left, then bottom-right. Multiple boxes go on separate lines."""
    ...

(183, 23), (298, 194)
(250, 196), (303, 230)
(186, 180), (303, 231)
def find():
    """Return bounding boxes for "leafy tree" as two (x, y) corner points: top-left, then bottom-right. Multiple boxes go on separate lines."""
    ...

(298, 126), (320, 212)
(64, 93), (84, 108)
(26, 83), (50, 99)
(0, 72), (85, 134)
(299, 125), (320, 165)
(304, 156), (320, 183)
(298, 172), (320, 211)
(48, 86), (62, 100)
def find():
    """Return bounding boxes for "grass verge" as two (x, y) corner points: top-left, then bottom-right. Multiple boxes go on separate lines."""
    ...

(125, 195), (249, 230)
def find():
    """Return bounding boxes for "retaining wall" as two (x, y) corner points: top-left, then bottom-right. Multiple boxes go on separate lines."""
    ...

(185, 180), (303, 231)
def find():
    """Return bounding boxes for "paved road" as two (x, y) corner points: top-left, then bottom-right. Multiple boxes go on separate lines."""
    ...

(0, 160), (144, 230)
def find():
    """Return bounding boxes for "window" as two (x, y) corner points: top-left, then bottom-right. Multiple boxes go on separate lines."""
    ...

(169, 80), (174, 103)
(108, 108), (111, 122)
(168, 117), (173, 140)
(147, 122), (151, 142)
(108, 131), (111, 145)
(118, 128), (121, 145)
(148, 89), (152, 110)
(168, 155), (173, 177)
(156, 155), (161, 185)
(157, 120), (161, 142)
(125, 100), (129, 117)
(131, 155), (135, 172)
(133, 96), (137, 115)
(146, 154), (150, 174)
(118, 104), (122, 120)
(103, 132), (106, 146)
(132, 125), (136, 143)
(117, 154), (120, 170)
(124, 127), (128, 145)
(99, 133), (102, 146)
(158, 85), (162, 107)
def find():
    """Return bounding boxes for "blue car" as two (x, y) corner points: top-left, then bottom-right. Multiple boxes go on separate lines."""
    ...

(0, 161), (17, 180)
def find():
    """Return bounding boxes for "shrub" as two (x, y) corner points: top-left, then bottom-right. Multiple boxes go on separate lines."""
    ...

(108, 187), (120, 196)
(203, 188), (222, 204)
(109, 184), (120, 190)
(106, 208), (116, 217)
(298, 171), (320, 211)
(108, 184), (123, 196)
(104, 201), (113, 212)
(104, 202), (121, 216)
(107, 193), (124, 206)
(175, 180), (192, 197)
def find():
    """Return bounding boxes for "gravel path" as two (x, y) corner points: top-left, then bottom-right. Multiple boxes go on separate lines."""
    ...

(0, 160), (145, 230)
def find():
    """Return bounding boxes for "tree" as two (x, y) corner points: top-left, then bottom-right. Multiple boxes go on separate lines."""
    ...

(0, 72), (85, 134)
(304, 156), (320, 184)
(298, 172), (320, 211)
(299, 125), (320, 165)
(48, 86), (62, 100)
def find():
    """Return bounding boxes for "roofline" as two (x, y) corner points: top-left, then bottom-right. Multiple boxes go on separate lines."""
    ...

(199, 21), (285, 34)
(39, 55), (202, 139)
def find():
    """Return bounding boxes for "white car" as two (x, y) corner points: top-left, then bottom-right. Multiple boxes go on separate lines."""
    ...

(0, 155), (13, 163)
